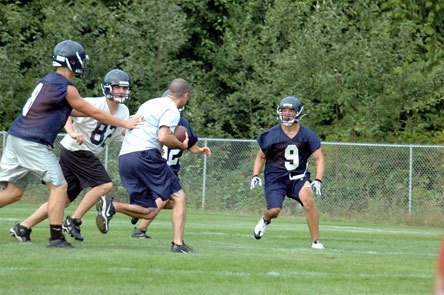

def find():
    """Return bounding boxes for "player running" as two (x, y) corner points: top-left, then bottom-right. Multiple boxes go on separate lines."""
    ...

(10, 69), (131, 243)
(1, 40), (140, 248)
(94, 78), (195, 253)
(250, 96), (326, 250)
(130, 114), (211, 239)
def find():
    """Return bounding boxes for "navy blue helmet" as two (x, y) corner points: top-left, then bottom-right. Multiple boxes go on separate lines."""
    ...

(52, 40), (89, 79)
(101, 69), (131, 104)
(277, 96), (304, 125)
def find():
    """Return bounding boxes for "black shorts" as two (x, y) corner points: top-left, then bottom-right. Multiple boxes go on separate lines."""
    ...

(59, 147), (112, 202)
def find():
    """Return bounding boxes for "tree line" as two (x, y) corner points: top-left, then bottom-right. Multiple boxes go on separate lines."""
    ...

(1, 0), (443, 143)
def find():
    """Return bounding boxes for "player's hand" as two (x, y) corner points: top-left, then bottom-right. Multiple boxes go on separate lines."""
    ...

(310, 179), (322, 196)
(124, 115), (144, 130)
(250, 176), (262, 190)
(201, 147), (211, 157)
(70, 132), (84, 145)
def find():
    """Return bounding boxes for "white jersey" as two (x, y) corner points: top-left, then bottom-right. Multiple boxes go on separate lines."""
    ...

(60, 97), (129, 156)
(119, 97), (180, 156)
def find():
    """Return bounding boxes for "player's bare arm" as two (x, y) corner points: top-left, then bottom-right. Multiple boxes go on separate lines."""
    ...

(66, 85), (142, 129)
(188, 144), (211, 156)
(311, 148), (325, 181)
(63, 116), (84, 145)
(70, 109), (87, 117)
(158, 126), (188, 150)
(253, 149), (266, 176)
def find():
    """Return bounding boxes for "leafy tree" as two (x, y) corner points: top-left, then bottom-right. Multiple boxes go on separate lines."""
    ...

(0, 0), (444, 143)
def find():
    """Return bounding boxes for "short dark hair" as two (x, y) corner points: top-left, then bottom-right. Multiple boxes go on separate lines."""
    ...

(168, 78), (191, 97)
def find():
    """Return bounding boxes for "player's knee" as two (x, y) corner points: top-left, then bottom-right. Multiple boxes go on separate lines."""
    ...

(302, 198), (316, 212)
(56, 182), (68, 192)
(143, 207), (157, 218)
(4, 183), (24, 203)
(11, 191), (23, 203)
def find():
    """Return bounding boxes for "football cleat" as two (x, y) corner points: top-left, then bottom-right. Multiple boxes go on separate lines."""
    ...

(254, 217), (269, 240)
(171, 242), (193, 254)
(130, 217), (139, 225)
(130, 228), (150, 239)
(10, 223), (32, 243)
(47, 237), (74, 248)
(95, 195), (115, 234)
(311, 240), (325, 250)
(62, 216), (84, 241)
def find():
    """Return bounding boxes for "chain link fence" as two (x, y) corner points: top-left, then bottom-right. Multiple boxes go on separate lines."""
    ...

(1, 131), (443, 226)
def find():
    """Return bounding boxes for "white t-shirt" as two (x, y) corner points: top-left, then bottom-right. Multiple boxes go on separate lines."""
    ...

(60, 96), (129, 156)
(119, 97), (180, 156)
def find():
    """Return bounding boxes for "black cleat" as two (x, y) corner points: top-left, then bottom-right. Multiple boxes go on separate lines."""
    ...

(171, 241), (193, 254)
(96, 195), (115, 234)
(47, 237), (74, 248)
(130, 217), (139, 225)
(10, 224), (32, 243)
(62, 216), (84, 241)
(130, 228), (150, 239)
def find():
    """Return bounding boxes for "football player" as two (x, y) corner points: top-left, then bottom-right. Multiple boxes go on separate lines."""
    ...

(1, 40), (140, 248)
(94, 78), (195, 253)
(130, 112), (211, 239)
(10, 69), (132, 244)
(250, 96), (326, 249)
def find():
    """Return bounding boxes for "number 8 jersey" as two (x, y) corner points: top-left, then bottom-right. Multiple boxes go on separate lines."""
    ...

(60, 97), (129, 156)
(257, 124), (321, 182)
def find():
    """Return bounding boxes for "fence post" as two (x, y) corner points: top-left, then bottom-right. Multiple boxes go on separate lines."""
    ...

(201, 138), (208, 210)
(408, 146), (413, 214)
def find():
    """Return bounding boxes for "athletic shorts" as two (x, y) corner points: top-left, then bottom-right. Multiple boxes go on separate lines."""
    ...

(118, 149), (182, 208)
(0, 135), (65, 190)
(264, 176), (311, 209)
(59, 147), (112, 202)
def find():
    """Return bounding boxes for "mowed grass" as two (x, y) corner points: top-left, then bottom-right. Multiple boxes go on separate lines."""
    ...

(0, 203), (441, 295)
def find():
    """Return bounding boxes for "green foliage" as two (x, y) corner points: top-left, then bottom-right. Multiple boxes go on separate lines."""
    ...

(1, 0), (444, 142)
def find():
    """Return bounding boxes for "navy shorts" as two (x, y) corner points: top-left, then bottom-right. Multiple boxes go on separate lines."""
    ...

(264, 176), (311, 209)
(59, 147), (112, 202)
(118, 149), (182, 208)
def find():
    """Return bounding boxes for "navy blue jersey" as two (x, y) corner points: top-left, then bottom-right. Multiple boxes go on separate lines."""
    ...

(164, 117), (198, 175)
(257, 124), (321, 183)
(8, 73), (72, 147)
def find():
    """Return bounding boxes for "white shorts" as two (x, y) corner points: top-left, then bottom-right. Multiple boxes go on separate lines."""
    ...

(0, 135), (66, 190)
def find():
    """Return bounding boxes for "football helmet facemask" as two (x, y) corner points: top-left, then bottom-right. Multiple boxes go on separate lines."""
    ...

(101, 69), (131, 104)
(52, 40), (89, 79)
(277, 96), (305, 126)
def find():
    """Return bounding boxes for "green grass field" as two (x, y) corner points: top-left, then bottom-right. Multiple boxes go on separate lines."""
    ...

(0, 203), (441, 295)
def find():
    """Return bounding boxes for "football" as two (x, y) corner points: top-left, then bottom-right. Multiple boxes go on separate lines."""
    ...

(174, 125), (187, 142)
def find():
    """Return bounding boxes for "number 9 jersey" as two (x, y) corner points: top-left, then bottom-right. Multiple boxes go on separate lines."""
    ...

(257, 124), (321, 183)
(60, 97), (129, 156)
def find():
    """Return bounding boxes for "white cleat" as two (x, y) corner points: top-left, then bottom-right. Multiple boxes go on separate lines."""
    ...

(254, 217), (269, 240)
(311, 240), (325, 250)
